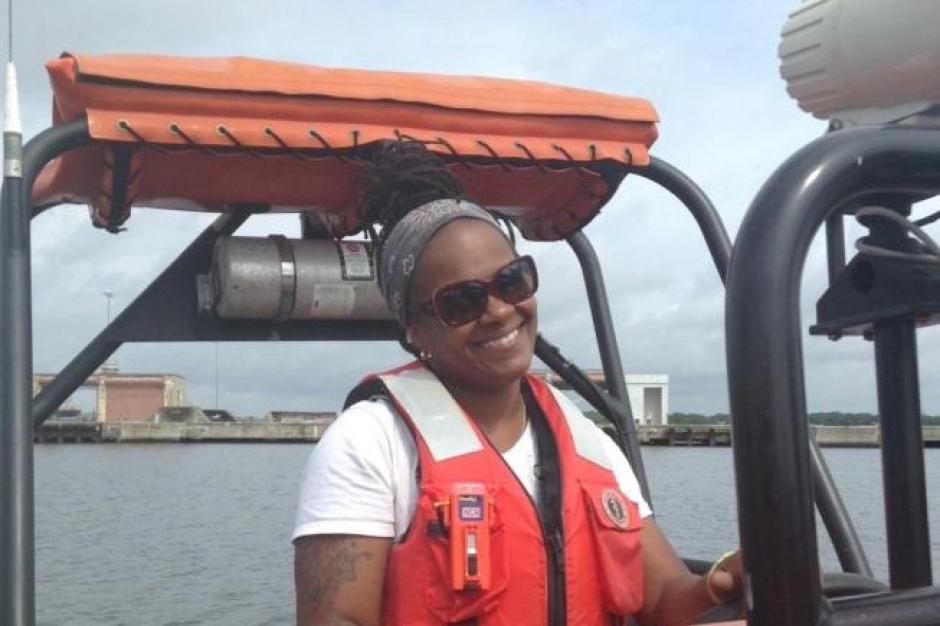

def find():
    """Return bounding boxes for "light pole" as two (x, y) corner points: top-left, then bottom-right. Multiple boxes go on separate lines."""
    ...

(214, 342), (219, 409)
(103, 289), (113, 324)
(101, 290), (117, 374)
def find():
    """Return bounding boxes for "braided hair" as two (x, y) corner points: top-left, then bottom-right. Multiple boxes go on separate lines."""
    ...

(361, 141), (464, 356)
(361, 140), (464, 245)
(360, 140), (517, 248)
(360, 142), (518, 359)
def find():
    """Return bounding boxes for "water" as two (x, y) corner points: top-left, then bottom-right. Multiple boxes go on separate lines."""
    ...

(33, 444), (940, 625)
(35, 445), (309, 626)
(645, 447), (940, 579)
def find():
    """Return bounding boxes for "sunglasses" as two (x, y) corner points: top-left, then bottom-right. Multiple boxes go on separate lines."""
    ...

(411, 255), (539, 326)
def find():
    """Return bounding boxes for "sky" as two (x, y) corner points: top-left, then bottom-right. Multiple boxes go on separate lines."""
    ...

(6, 0), (940, 417)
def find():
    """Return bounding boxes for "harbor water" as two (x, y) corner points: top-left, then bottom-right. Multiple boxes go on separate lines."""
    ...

(34, 444), (940, 625)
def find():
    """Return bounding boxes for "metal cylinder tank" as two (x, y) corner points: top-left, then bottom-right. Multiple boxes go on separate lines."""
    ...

(208, 236), (391, 321)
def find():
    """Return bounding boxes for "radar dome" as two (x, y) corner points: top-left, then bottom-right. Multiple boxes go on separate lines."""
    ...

(779, 0), (940, 126)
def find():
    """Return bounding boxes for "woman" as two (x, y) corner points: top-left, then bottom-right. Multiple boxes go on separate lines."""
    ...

(293, 142), (742, 626)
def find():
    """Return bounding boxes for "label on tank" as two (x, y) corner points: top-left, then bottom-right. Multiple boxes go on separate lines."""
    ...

(311, 284), (356, 317)
(337, 241), (374, 281)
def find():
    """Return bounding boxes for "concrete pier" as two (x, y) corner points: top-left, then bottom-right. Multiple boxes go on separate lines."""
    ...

(629, 424), (940, 448)
(34, 422), (940, 447)
(36, 421), (326, 443)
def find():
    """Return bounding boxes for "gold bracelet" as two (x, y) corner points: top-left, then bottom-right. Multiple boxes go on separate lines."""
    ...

(705, 550), (738, 605)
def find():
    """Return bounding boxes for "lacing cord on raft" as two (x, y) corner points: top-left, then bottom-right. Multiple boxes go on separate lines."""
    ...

(115, 119), (611, 176)
(112, 119), (616, 241)
(855, 206), (940, 265)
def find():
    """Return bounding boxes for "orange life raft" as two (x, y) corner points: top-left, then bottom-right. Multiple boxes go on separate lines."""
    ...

(33, 53), (659, 240)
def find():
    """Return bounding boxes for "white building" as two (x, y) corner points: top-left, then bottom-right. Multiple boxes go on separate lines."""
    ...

(624, 374), (669, 425)
(538, 371), (670, 426)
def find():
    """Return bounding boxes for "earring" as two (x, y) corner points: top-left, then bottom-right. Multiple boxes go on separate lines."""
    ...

(419, 350), (432, 362)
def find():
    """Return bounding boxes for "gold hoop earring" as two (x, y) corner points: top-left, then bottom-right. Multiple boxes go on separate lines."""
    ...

(419, 350), (432, 362)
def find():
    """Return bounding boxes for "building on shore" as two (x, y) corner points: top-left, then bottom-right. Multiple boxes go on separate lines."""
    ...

(34, 365), (188, 423)
(534, 370), (670, 426)
(154, 406), (208, 423)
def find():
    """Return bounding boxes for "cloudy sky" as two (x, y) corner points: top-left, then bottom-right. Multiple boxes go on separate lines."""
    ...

(8, 0), (940, 417)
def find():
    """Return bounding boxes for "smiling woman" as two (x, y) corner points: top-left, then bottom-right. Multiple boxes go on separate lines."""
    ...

(403, 220), (539, 420)
(291, 141), (742, 626)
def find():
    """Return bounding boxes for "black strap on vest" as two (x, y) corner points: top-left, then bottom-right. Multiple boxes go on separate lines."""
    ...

(522, 383), (563, 531)
(522, 382), (567, 626)
(343, 378), (389, 410)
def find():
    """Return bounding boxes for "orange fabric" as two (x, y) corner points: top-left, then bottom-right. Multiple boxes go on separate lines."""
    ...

(52, 54), (658, 123)
(34, 53), (660, 239)
(360, 362), (645, 625)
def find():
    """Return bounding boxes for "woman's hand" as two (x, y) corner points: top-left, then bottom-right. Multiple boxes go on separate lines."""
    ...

(705, 550), (744, 605)
(636, 521), (745, 626)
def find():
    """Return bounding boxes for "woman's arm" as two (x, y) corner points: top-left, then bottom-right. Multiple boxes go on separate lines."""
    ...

(636, 520), (742, 626)
(294, 534), (392, 626)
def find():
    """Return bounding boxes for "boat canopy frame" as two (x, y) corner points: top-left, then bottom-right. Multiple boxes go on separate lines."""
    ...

(2, 114), (737, 625)
(1, 95), (909, 626)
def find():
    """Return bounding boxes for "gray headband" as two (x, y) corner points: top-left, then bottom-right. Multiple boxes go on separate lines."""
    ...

(377, 198), (508, 325)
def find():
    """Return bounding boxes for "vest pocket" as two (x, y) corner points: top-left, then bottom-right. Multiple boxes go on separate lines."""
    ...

(579, 481), (645, 616)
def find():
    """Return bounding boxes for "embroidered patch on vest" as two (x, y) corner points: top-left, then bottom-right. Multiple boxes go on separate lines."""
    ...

(602, 488), (629, 528)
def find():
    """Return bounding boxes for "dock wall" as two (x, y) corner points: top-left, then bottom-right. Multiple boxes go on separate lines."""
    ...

(631, 424), (940, 448)
(34, 422), (940, 447)
(36, 421), (324, 443)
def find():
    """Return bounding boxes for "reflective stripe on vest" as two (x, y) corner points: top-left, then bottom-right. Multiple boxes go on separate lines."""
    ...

(546, 385), (612, 470)
(380, 366), (612, 470)
(378, 367), (483, 461)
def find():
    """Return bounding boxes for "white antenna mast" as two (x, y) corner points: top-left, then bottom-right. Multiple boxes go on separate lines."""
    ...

(3, 0), (22, 180)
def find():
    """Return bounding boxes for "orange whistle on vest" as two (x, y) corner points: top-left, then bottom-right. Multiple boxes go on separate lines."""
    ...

(447, 483), (492, 591)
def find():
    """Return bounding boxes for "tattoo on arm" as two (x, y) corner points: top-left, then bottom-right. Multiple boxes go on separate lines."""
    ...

(295, 536), (380, 626)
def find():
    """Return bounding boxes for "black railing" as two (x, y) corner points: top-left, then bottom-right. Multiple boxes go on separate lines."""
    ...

(727, 125), (940, 625)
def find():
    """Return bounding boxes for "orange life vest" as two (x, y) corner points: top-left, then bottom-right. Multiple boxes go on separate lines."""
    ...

(347, 362), (645, 626)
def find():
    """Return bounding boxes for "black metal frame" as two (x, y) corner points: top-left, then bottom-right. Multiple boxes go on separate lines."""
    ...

(727, 126), (940, 625)
(632, 157), (873, 580)
(1, 118), (734, 624)
(560, 156), (735, 505)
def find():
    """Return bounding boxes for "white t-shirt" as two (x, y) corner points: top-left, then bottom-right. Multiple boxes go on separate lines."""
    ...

(293, 397), (652, 542)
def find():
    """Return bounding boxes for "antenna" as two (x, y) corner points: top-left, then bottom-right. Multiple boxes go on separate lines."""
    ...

(7, 0), (12, 63)
(214, 342), (219, 409)
(3, 0), (22, 181)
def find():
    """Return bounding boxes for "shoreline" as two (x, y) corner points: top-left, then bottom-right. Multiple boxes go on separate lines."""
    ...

(34, 421), (940, 448)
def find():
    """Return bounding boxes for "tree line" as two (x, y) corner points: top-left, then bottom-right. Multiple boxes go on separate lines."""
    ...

(668, 412), (940, 426)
